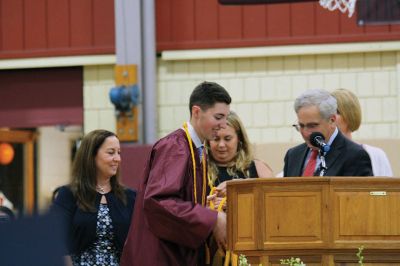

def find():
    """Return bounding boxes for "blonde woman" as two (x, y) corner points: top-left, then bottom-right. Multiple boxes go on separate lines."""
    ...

(332, 88), (393, 176)
(207, 111), (273, 198)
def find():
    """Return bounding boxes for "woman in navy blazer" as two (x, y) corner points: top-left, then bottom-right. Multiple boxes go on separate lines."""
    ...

(52, 129), (136, 266)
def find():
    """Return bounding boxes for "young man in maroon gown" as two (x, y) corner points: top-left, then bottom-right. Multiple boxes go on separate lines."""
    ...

(121, 81), (231, 266)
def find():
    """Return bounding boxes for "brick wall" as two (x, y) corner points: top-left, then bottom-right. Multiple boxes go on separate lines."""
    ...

(157, 51), (399, 144)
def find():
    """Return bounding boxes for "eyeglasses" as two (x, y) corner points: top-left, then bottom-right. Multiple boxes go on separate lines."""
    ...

(292, 122), (321, 132)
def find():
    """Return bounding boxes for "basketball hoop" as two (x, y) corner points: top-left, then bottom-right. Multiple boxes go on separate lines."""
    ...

(319, 0), (357, 18)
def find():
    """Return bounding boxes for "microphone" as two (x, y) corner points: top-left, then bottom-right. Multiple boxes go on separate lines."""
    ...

(310, 132), (330, 152)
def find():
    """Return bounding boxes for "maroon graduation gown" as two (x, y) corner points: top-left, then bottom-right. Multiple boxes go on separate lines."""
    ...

(120, 129), (218, 266)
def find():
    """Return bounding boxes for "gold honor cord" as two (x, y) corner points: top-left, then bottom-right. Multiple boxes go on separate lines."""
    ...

(183, 122), (207, 206)
(207, 164), (226, 212)
(208, 187), (227, 212)
(207, 172), (214, 189)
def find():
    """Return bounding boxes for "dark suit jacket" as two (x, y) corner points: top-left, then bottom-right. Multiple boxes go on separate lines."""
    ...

(283, 130), (373, 177)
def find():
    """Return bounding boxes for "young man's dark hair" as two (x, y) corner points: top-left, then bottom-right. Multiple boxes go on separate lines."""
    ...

(189, 81), (231, 116)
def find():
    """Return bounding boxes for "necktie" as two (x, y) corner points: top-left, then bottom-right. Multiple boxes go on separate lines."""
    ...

(302, 150), (318, 176)
(198, 146), (204, 161)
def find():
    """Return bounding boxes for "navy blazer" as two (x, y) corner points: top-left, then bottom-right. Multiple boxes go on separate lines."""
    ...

(283, 130), (373, 177)
(51, 185), (136, 255)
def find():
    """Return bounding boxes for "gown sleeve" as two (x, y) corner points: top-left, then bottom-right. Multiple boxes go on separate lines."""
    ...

(142, 134), (218, 249)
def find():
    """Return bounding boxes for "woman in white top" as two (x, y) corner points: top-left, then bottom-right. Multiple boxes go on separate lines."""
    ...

(332, 88), (393, 176)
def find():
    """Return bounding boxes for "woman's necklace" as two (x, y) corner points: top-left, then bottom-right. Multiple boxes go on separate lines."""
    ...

(96, 184), (108, 194)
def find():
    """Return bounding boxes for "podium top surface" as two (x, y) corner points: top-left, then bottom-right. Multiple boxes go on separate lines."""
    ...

(226, 176), (400, 187)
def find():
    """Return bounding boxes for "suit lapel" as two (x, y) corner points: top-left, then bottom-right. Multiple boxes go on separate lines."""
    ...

(324, 131), (345, 175)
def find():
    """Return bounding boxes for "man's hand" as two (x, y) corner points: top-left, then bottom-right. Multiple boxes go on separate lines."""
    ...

(207, 190), (227, 211)
(215, 181), (227, 197)
(213, 211), (227, 252)
(206, 194), (216, 209)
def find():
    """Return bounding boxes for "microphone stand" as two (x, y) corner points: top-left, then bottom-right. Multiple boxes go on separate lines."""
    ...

(318, 149), (328, 176)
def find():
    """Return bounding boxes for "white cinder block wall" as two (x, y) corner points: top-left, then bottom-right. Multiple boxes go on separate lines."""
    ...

(83, 65), (117, 134)
(81, 48), (399, 144)
(157, 51), (399, 144)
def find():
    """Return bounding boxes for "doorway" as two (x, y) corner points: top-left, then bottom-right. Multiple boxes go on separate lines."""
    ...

(0, 130), (36, 216)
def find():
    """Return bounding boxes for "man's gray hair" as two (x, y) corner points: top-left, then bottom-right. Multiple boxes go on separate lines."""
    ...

(294, 89), (337, 119)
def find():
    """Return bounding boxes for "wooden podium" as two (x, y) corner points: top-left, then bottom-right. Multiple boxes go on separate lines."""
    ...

(226, 177), (400, 266)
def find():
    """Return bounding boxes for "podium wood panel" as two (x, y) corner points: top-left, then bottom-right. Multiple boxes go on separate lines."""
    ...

(227, 177), (400, 265)
(263, 190), (326, 247)
(230, 186), (258, 250)
(331, 178), (400, 249)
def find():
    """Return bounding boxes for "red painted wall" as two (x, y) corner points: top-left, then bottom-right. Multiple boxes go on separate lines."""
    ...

(120, 144), (152, 190)
(0, 67), (83, 128)
(0, 0), (399, 59)
(156, 0), (400, 51)
(0, 0), (114, 59)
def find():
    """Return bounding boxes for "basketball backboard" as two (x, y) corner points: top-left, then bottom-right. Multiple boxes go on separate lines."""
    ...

(357, 0), (400, 25)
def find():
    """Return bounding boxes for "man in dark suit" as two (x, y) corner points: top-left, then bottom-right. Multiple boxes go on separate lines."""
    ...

(283, 89), (373, 177)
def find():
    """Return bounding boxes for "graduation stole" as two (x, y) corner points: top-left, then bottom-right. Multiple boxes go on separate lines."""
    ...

(183, 122), (207, 206)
